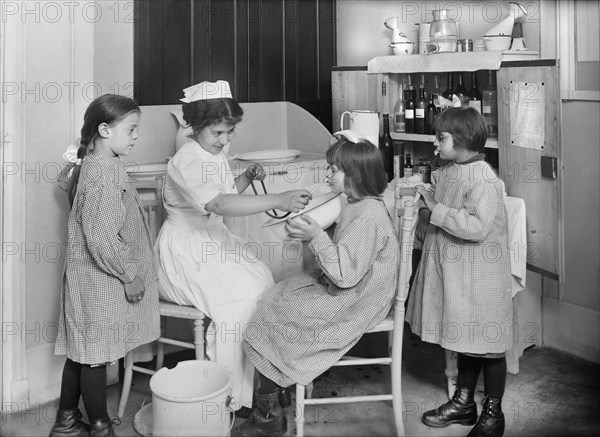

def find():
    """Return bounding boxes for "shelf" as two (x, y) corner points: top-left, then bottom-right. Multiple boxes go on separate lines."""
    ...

(391, 132), (498, 149)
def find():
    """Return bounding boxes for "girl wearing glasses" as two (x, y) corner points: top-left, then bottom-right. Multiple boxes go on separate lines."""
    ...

(234, 135), (400, 436)
(408, 107), (512, 437)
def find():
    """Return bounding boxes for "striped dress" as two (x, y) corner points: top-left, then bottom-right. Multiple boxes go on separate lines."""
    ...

(243, 197), (399, 387)
(55, 155), (160, 364)
(406, 156), (513, 355)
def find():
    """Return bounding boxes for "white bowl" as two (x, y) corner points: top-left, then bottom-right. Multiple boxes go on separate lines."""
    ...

(263, 192), (344, 239)
(390, 41), (415, 55)
(483, 35), (511, 51)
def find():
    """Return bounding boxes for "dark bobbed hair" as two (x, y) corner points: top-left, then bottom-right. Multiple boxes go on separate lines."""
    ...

(326, 138), (387, 199)
(432, 107), (488, 152)
(182, 98), (244, 136)
(68, 94), (140, 206)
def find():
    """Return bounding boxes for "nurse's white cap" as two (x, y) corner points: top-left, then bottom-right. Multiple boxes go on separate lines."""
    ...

(180, 80), (233, 103)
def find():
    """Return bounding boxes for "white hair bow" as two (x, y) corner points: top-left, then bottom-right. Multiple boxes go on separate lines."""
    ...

(63, 144), (82, 178)
(180, 80), (233, 103)
(330, 130), (369, 145)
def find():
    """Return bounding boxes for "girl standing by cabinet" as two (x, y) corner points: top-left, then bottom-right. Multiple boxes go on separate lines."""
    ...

(407, 107), (512, 437)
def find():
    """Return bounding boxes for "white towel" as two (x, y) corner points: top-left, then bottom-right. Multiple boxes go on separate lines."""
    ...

(504, 196), (527, 296)
(367, 52), (503, 74)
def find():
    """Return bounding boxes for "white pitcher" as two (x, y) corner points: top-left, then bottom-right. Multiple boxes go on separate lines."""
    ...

(339, 110), (380, 148)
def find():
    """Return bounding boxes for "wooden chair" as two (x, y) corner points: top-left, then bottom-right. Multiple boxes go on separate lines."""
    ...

(294, 199), (418, 437)
(117, 175), (213, 419)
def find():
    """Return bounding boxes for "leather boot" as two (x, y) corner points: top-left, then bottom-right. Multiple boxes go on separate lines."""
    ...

(422, 387), (477, 428)
(231, 389), (287, 436)
(278, 387), (291, 409)
(467, 396), (505, 437)
(89, 418), (116, 437)
(48, 408), (89, 437)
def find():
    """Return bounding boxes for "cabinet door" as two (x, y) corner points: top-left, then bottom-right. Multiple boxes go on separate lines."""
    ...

(497, 64), (562, 279)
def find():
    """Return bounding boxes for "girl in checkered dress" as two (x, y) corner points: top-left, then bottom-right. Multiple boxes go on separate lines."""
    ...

(407, 107), (512, 437)
(51, 95), (160, 437)
(233, 137), (400, 436)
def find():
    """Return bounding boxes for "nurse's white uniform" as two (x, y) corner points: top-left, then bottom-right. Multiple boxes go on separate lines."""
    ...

(155, 140), (275, 409)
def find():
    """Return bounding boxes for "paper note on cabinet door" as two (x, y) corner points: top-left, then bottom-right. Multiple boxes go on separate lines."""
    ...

(509, 82), (545, 151)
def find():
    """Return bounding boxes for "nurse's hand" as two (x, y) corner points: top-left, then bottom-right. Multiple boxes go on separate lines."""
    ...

(285, 215), (321, 241)
(277, 190), (311, 213)
(244, 163), (266, 181)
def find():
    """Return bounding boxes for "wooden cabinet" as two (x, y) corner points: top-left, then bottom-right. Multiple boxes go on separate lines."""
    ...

(134, 0), (336, 131)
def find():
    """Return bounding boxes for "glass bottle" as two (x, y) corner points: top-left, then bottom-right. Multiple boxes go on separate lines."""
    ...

(415, 83), (427, 134)
(393, 83), (406, 133)
(380, 114), (394, 182)
(441, 72), (456, 110)
(468, 71), (482, 114)
(482, 70), (498, 137)
(432, 73), (442, 113)
(425, 92), (437, 135)
(404, 153), (413, 178)
(404, 75), (415, 133)
(455, 72), (470, 108)
(393, 141), (405, 180)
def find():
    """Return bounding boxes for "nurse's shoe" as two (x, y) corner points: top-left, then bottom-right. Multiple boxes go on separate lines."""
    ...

(231, 389), (287, 436)
(48, 408), (90, 437)
(422, 387), (477, 428)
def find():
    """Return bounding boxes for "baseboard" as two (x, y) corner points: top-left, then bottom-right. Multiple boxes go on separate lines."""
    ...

(26, 343), (65, 406)
(542, 298), (600, 364)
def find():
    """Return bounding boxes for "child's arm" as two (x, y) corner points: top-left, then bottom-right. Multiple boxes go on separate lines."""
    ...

(81, 182), (141, 286)
(307, 217), (384, 289)
(429, 183), (500, 242)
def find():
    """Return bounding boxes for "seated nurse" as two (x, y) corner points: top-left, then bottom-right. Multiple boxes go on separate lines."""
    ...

(154, 80), (312, 414)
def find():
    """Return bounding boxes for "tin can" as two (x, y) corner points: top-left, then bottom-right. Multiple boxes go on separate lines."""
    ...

(457, 39), (473, 53)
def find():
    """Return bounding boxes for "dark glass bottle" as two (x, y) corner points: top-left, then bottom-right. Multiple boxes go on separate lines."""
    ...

(482, 70), (498, 137)
(468, 71), (483, 114)
(441, 72), (455, 109)
(393, 141), (405, 180)
(415, 84), (427, 134)
(404, 77), (415, 133)
(455, 72), (470, 107)
(380, 114), (394, 182)
(425, 92), (437, 135)
(404, 153), (413, 177)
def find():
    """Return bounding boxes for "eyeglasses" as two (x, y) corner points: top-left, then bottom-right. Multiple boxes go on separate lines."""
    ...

(435, 133), (451, 142)
(324, 164), (338, 175)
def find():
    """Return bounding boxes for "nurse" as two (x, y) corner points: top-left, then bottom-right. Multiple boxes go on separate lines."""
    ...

(154, 80), (311, 414)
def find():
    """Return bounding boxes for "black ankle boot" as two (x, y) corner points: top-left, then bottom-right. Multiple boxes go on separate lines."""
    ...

(48, 408), (89, 437)
(422, 387), (477, 428)
(278, 387), (292, 409)
(231, 389), (287, 437)
(467, 396), (505, 437)
(89, 418), (117, 437)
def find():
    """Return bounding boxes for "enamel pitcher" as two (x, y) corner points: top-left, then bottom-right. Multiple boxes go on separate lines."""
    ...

(339, 110), (380, 148)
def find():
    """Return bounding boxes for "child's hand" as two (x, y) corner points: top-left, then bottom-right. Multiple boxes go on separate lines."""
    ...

(285, 215), (321, 241)
(124, 275), (146, 303)
(416, 185), (437, 211)
(244, 163), (266, 181)
(277, 190), (311, 213)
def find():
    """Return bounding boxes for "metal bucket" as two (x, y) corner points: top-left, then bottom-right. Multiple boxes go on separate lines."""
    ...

(150, 361), (233, 437)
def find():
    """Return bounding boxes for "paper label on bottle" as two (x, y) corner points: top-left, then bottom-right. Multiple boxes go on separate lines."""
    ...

(415, 108), (425, 118)
(469, 101), (482, 114)
(405, 109), (414, 119)
(482, 105), (491, 114)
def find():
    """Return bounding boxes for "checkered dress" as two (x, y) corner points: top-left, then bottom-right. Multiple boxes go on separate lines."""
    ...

(54, 156), (160, 365)
(406, 158), (513, 355)
(243, 198), (399, 387)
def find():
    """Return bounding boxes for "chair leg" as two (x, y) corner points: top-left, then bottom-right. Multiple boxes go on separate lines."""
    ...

(295, 384), (306, 437)
(118, 352), (134, 418)
(193, 318), (205, 360)
(156, 315), (165, 370)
